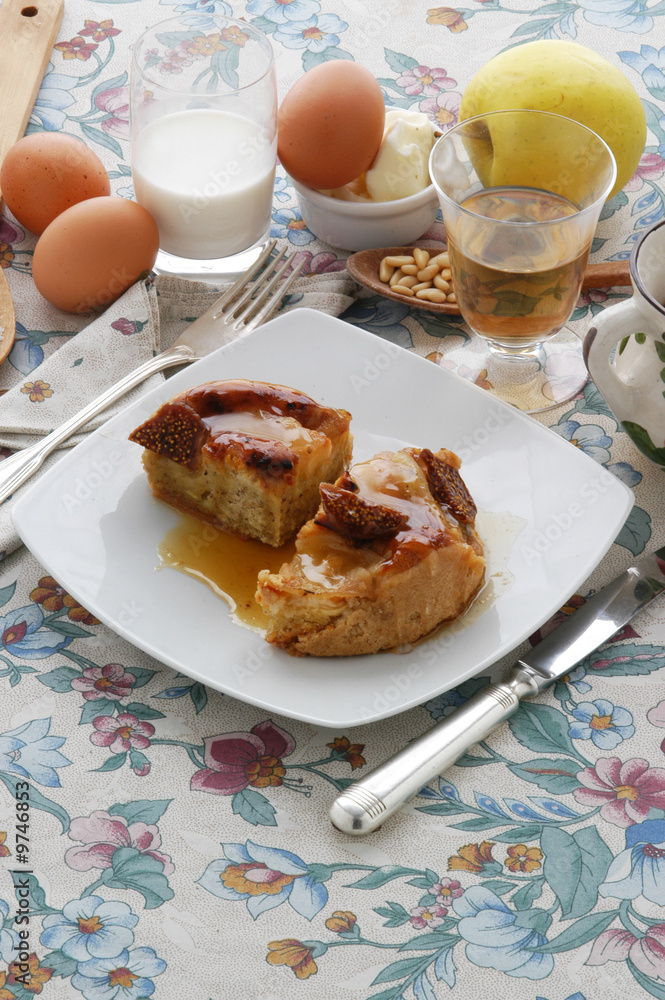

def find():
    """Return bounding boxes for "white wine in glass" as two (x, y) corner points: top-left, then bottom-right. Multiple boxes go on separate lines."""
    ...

(430, 111), (616, 412)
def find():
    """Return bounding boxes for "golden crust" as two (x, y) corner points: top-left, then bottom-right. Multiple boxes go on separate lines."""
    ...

(130, 379), (353, 546)
(130, 379), (351, 472)
(256, 447), (485, 655)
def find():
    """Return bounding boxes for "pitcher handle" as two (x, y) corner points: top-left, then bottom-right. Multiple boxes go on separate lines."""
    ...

(583, 298), (643, 420)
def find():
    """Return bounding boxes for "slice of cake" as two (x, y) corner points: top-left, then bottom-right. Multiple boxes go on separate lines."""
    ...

(129, 379), (352, 546)
(256, 447), (485, 655)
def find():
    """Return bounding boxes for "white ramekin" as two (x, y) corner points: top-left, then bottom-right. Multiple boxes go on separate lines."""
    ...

(289, 176), (439, 252)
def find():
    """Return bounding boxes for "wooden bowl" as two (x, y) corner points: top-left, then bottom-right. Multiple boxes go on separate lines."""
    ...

(346, 245), (632, 316)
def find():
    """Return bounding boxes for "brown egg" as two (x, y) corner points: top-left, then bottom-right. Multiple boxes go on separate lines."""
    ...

(33, 197), (159, 314)
(278, 62), (385, 189)
(1, 132), (110, 235)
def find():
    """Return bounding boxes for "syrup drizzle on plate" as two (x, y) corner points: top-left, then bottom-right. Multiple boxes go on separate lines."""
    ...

(157, 508), (524, 641)
(158, 514), (295, 632)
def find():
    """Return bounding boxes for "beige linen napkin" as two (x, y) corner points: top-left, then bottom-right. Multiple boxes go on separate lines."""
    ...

(0, 269), (355, 559)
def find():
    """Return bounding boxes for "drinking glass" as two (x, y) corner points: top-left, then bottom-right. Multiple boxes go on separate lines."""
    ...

(429, 110), (616, 411)
(130, 15), (277, 278)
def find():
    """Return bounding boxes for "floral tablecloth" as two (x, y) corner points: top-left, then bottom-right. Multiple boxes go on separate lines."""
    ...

(1, 1), (665, 998)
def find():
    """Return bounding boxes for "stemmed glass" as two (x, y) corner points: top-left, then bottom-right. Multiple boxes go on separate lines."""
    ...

(429, 110), (616, 412)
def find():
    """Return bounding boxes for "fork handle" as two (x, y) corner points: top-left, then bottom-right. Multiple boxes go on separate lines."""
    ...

(0, 342), (195, 505)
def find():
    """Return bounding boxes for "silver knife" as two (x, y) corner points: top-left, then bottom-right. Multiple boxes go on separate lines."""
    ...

(330, 545), (665, 836)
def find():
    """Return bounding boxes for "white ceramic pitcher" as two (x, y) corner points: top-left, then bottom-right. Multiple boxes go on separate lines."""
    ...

(584, 219), (665, 467)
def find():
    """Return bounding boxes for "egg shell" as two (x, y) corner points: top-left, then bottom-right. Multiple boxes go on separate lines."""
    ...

(278, 62), (385, 189)
(1, 133), (110, 236)
(33, 197), (159, 314)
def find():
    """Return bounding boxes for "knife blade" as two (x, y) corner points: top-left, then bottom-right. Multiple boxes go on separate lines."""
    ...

(329, 545), (665, 836)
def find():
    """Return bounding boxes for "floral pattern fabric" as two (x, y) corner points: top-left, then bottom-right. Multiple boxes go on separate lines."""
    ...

(0, 1), (664, 998)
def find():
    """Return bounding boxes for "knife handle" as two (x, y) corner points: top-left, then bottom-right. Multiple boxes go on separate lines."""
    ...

(329, 668), (542, 836)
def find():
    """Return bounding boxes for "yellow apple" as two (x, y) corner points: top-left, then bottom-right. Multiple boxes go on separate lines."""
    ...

(459, 40), (646, 200)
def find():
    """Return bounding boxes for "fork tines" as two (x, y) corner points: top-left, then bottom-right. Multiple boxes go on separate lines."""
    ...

(212, 239), (305, 333)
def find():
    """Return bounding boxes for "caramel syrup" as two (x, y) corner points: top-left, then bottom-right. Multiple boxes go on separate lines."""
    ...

(158, 508), (525, 643)
(393, 507), (525, 652)
(158, 514), (295, 632)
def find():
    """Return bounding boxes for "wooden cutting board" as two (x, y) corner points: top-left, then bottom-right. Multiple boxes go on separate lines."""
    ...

(0, 0), (65, 365)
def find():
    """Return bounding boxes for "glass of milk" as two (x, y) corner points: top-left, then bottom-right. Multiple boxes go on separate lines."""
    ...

(130, 15), (277, 277)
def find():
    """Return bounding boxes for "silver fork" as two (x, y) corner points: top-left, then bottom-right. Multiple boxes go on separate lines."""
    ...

(0, 240), (305, 505)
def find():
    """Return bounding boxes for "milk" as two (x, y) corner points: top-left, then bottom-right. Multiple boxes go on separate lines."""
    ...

(132, 109), (276, 259)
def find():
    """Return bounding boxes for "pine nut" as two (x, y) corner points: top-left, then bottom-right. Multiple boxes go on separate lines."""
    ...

(379, 259), (395, 282)
(378, 250), (457, 307)
(413, 248), (430, 269)
(384, 255), (415, 266)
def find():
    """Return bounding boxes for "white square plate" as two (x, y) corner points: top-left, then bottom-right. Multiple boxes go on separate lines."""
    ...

(12, 310), (633, 727)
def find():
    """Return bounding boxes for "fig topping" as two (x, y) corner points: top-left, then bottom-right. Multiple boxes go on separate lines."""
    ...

(316, 484), (407, 542)
(129, 403), (206, 470)
(419, 448), (476, 523)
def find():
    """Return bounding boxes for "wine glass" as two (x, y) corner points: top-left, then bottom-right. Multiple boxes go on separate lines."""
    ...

(130, 15), (277, 279)
(429, 110), (616, 412)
